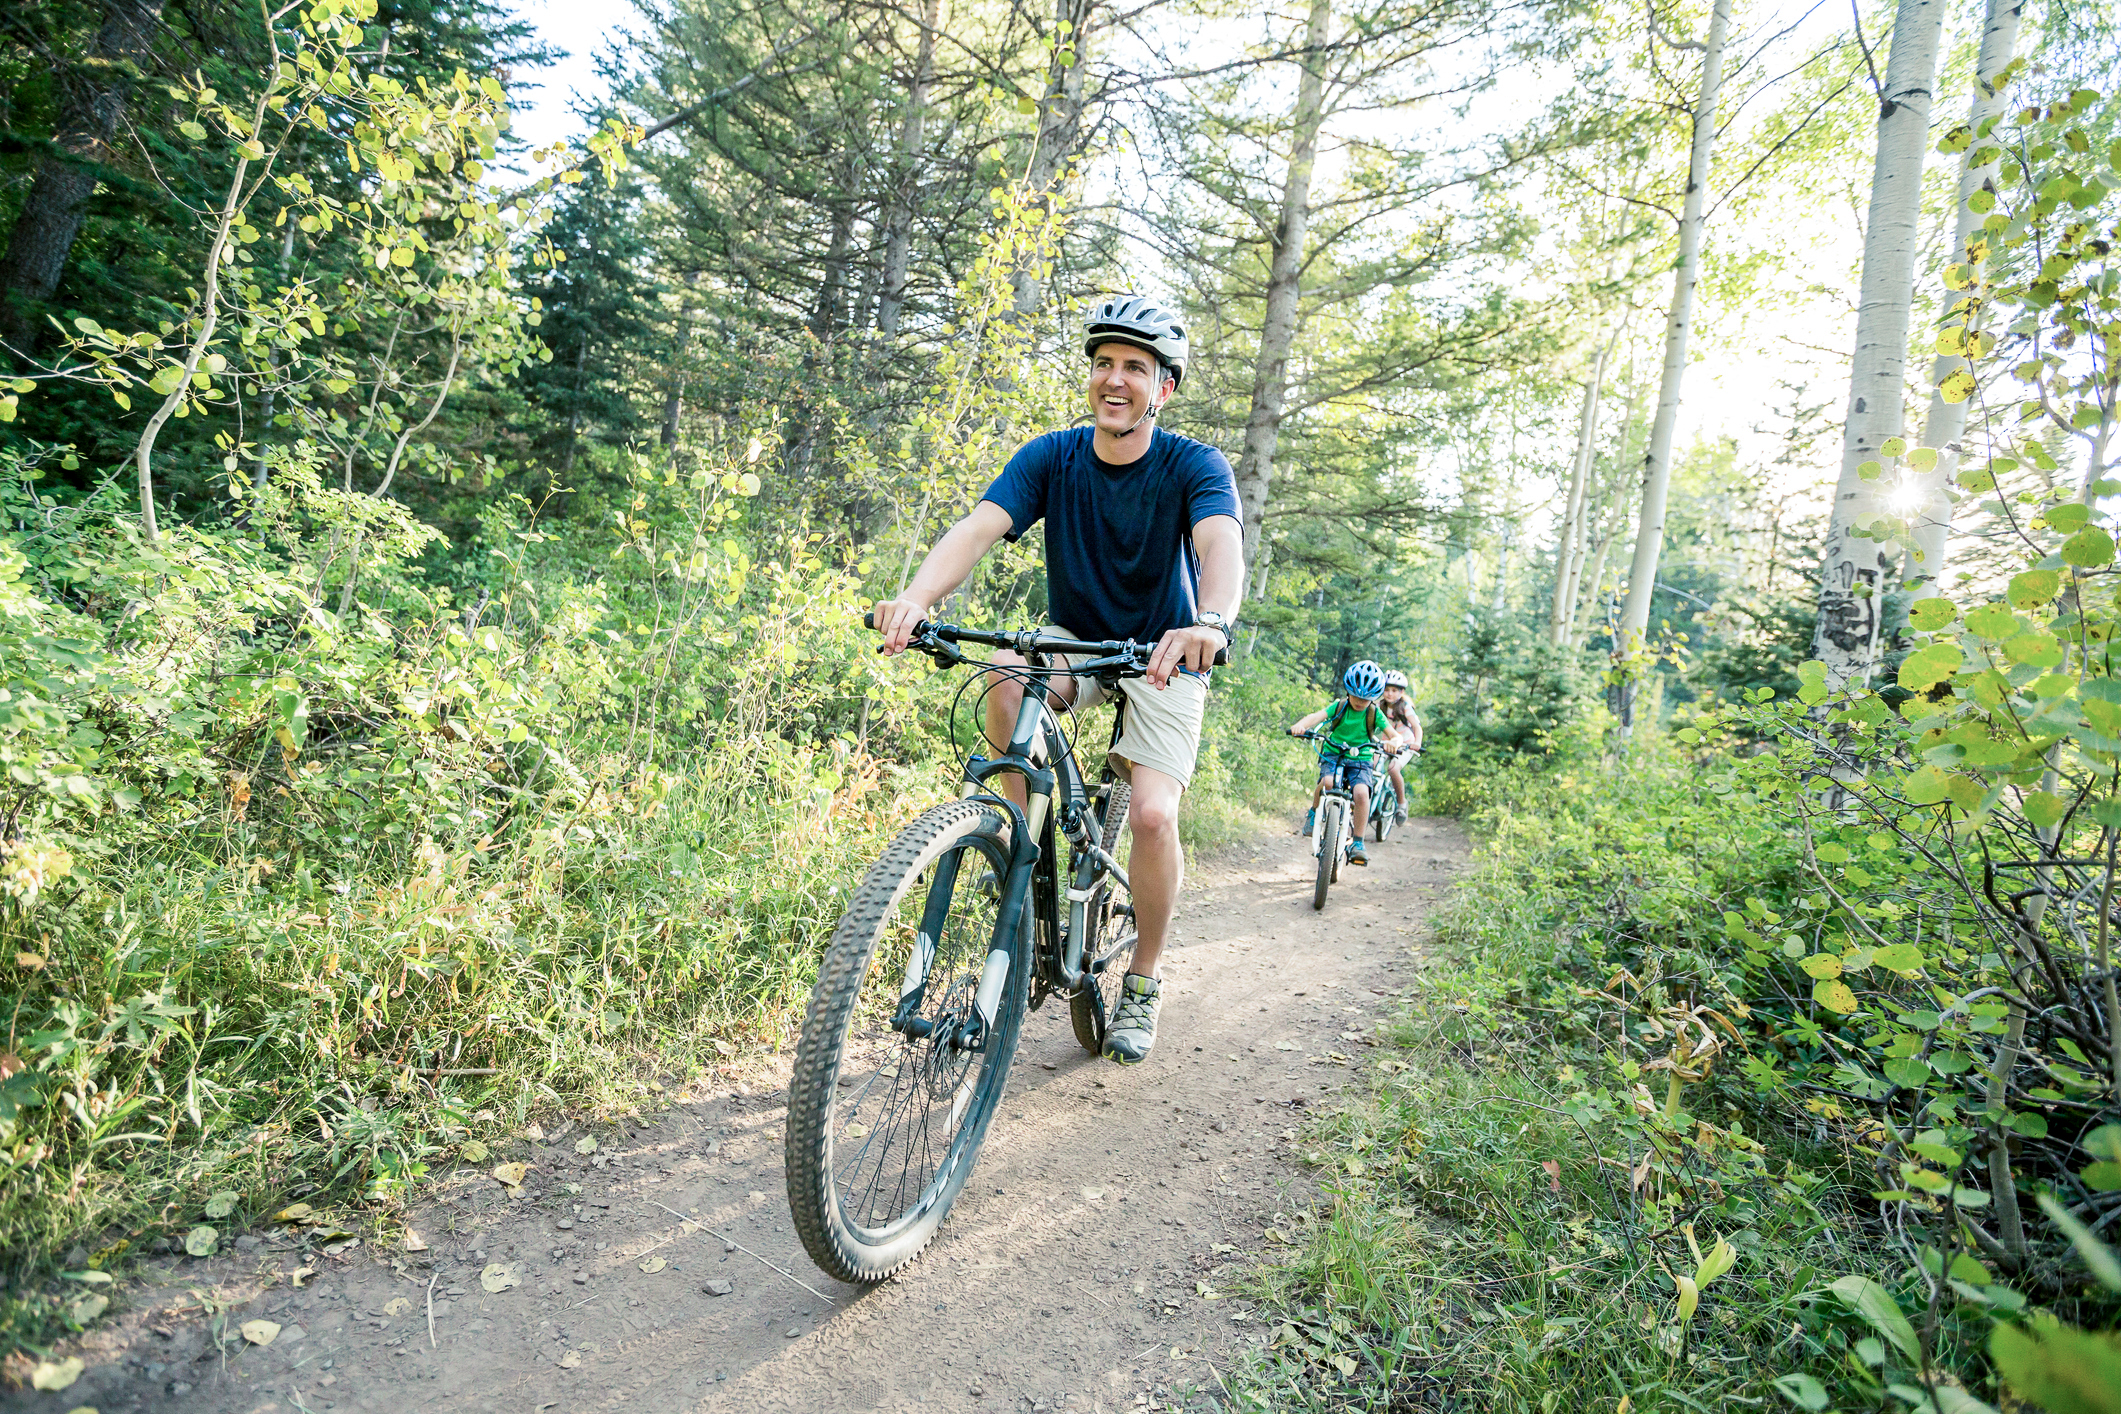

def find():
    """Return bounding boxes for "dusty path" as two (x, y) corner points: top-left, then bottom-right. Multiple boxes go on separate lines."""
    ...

(34, 816), (1466, 1414)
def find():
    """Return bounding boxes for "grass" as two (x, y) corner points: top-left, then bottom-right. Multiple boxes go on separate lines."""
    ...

(0, 670), (1293, 1359)
(1218, 740), (2008, 1414)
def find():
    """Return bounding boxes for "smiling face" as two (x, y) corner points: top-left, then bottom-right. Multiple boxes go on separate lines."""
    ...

(1087, 340), (1174, 436)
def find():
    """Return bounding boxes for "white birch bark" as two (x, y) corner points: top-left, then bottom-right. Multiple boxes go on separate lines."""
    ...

(1612, 0), (1732, 726)
(1234, 0), (1333, 580)
(1552, 325), (1621, 643)
(1904, 0), (2023, 584)
(1812, 0), (1950, 686)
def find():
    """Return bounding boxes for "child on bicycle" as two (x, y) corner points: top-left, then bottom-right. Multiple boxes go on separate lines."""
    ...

(1287, 660), (1394, 867)
(1379, 669), (1422, 825)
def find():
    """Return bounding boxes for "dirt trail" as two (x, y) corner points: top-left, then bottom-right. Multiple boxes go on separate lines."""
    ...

(30, 817), (1466, 1414)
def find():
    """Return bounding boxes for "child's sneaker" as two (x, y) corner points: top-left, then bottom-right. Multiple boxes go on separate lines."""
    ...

(1349, 838), (1369, 866)
(1303, 807), (1316, 836)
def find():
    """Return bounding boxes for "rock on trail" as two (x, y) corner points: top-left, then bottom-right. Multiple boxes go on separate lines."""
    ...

(41, 818), (1466, 1414)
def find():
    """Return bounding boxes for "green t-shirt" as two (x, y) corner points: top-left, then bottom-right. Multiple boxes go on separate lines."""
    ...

(1321, 698), (1384, 758)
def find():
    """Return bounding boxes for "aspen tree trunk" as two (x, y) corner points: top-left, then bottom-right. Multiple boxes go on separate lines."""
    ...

(1011, 0), (1098, 319)
(1552, 327), (1621, 643)
(1234, 0), (1332, 581)
(1813, 0), (1949, 687)
(876, 0), (941, 338)
(1613, 0), (1731, 732)
(1904, 0), (2023, 585)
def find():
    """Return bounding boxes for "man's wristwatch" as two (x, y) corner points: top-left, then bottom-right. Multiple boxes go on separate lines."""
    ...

(1195, 610), (1234, 644)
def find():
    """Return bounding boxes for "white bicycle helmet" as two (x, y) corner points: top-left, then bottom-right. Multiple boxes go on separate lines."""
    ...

(1383, 670), (1409, 689)
(1083, 295), (1190, 388)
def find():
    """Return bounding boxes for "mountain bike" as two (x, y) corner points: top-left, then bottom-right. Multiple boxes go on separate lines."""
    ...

(1293, 729), (1360, 911)
(1370, 747), (1414, 842)
(1370, 747), (1422, 842)
(786, 617), (1224, 1283)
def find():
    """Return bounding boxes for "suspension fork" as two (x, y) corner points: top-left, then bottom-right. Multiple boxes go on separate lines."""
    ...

(894, 675), (1063, 1045)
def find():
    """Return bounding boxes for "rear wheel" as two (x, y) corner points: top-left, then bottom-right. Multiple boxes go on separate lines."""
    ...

(1313, 802), (1338, 911)
(787, 798), (1025, 1284)
(1374, 783), (1396, 842)
(1070, 778), (1135, 1052)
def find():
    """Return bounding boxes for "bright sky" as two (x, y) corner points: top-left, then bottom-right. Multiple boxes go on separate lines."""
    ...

(507, 0), (629, 153)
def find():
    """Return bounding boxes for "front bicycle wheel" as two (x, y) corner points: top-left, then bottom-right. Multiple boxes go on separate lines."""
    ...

(1070, 775), (1134, 1053)
(1313, 803), (1337, 911)
(787, 798), (1025, 1284)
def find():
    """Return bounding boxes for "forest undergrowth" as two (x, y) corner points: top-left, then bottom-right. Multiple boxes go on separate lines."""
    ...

(1234, 716), (2121, 1413)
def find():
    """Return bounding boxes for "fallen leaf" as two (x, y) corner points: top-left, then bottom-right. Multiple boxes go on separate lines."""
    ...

(322, 1236), (361, 1254)
(204, 1190), (239, 1219)
(525, 1123), (546, 1141)
(240, 1319), (281, 1346)
(1541, 1160), (1562, 1194)
(30, 1356), (83, 1390)
(274, 1203), (314, 1223)
(575, 1136), (597, 1155)
(492, 1161), (528, 1188)
(66, 1292), (108, 1324)
(1081, 1187), (1105, 1202)
(748, 1190), (766, 1202)
(639, 1255), (666, 1274)
(843, 1123), (868, 1139)
(290, 1265), (316, 1287)
(383, 1297), (412, 1317)
(63, 1270), (113, 1285)
(401, 1229), (429, 1252)
(184, 1225), (217, 1257)
(559, 1350), (582, 1369)
(480, 1261), (521, 1293)
(1274, 1041), (1298, 1051)
(460, 1140), (490, 1163)
(15, 952), (45, 970)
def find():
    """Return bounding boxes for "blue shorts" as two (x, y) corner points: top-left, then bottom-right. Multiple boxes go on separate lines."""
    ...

(1318, 751), (1374, 791)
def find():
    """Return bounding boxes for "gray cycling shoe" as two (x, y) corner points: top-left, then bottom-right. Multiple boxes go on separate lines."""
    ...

(1102, 973), (1162, 1064)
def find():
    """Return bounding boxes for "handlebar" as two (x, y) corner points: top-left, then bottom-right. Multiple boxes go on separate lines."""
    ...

(864, 612), (1229, 669)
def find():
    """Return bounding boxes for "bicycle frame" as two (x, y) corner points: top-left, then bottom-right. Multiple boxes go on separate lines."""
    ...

(888, 650), (1122, 1052)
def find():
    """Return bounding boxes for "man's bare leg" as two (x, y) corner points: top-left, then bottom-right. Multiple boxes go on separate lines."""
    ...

(1122, 765), (1185, 978)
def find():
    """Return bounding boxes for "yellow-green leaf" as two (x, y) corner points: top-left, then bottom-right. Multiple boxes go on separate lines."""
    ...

(1813, 978), (1859, 1013)
(2062, 526), (2116, 567)
(1799, 953), (1844, 979)
(1939, 369), (1977, 403)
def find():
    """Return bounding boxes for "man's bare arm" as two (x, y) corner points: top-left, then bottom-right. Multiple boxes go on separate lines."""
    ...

(871, 501), (1015, 655)
(1145, 513), (1245, 687)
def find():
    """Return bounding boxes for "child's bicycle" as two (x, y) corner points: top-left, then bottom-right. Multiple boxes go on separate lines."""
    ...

(1369, 748), (1417, 842)
(1292, 729), (1359, 910)
(785, 616), (1224, 1283)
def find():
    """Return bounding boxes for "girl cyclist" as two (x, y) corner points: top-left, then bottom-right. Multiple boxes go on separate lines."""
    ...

(1379, 669), (1422, 825)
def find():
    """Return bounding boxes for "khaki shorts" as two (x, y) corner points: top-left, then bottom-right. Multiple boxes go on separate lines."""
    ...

(1042, 625), (1210, 789)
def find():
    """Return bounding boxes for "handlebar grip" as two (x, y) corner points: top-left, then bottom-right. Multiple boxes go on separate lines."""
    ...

(863, 610), (875, 630)
(1213, 646), (1229, 667)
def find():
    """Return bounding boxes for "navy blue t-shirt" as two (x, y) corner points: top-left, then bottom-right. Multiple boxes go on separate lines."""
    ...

(981, 427), (1242, 645)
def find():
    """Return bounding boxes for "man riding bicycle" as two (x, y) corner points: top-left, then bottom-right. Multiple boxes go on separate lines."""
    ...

(871, 295), (1244, 1066)
(1379, 669), (1422, 826)
(1289, 660), (1393, 867)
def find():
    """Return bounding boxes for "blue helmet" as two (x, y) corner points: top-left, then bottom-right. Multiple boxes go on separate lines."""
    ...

(1343, 660), (1385, 699)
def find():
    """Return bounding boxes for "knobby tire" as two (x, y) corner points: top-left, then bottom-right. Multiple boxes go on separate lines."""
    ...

(1313, 804), (1338, 911)
(1070, 777), (1133, 1053)
(787, 798), (1025, 1284)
